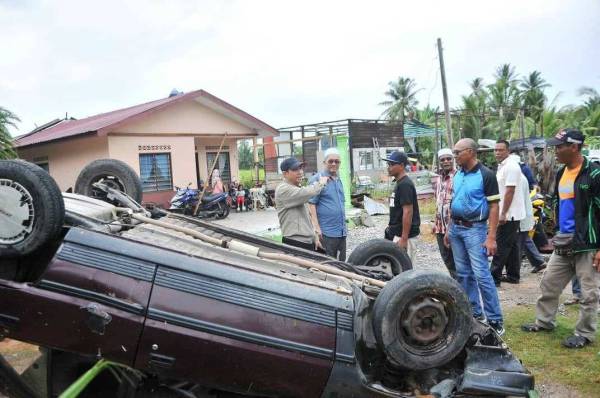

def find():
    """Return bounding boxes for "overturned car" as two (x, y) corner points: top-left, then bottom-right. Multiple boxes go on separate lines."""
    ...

(0, 159), (534, 397)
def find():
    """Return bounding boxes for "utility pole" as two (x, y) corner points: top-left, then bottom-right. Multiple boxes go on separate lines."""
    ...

(437, 38), (454, 148)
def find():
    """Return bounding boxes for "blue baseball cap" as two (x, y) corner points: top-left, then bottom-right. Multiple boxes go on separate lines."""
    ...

(280, 157), (305, 172)
(382, 151), (409, 166)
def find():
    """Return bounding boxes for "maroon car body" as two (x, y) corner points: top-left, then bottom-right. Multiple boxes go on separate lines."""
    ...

(0, 159), (534, 398)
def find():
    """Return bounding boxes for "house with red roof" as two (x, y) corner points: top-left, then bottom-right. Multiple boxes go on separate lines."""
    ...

(14, 89), (278, 206)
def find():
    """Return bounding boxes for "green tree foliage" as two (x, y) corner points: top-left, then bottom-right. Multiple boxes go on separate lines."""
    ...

(237, 139), (253, 169)
(379, 65), (598, 163)
(520, 71), (550, 124)
(379, 77), (422, 122)
(0, 107), (19, 159)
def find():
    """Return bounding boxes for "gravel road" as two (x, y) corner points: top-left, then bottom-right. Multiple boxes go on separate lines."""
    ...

(347, 214), (554, 311)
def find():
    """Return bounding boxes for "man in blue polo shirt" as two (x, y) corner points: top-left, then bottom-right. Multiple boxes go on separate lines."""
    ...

(309, 148), (347, 261)
(445, 138), (504, 335)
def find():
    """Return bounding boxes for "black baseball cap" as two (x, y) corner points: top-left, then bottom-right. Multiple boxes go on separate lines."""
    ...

(382, 151), (409, 166)
(280, 157), (305, 172)
(547, 128), (585, 146)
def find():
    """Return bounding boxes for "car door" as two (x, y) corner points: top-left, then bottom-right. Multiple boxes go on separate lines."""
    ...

(134, 255), (344, 398)
(0, 228), (156, 366)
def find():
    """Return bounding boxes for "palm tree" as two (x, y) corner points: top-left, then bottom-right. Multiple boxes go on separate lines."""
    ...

(520, 71), (550, 127)
(0, 107), (19, 159)
(379, 77), (422, 122)
(578, 87), (600, 116)
(459, 78), (490, 140)
(487, 64), (521, 138)
(576, 87), (600, 135)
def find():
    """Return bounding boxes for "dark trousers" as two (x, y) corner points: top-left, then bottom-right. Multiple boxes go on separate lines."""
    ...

(282, 237), (327, 255)
(491, 220), (521, 283)
(282, 237), (316, 251)
(321, 235), (347, 262)
(436, 233), (457, 279)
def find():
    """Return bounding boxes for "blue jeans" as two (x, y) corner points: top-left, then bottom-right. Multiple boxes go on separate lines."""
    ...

(572, 276), (581, 297)
(449, 223), (503, 323)
(519, 232), (545, 268)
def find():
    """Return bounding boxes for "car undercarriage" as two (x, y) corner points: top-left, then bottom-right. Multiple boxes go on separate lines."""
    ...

(0, 159), (534, 397)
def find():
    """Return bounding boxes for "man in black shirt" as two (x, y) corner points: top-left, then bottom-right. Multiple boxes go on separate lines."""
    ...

(383, 151), (421, 264)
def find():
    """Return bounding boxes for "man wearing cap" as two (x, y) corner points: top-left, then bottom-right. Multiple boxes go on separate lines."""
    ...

(444, 138), (504, 335)
(275, 157), (329, 251)
(308, 148), (347, 261)
(383, 150), (421, 263)
(432, 148), (457, 279)
(522, 128), (600, 348)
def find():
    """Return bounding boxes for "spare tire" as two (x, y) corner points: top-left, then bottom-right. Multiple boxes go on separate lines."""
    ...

(0, 160), (64, 258)
(348, 239), (412, 280)
(75, 159), (142, 203)
(372, 270), (472, 370)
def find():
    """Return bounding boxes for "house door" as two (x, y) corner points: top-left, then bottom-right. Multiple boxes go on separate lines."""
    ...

(206, 151), (231, 185)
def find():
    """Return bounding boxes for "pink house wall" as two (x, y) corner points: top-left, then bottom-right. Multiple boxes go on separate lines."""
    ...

(17, 99), (258, 208)
(17, 135), (109, 191)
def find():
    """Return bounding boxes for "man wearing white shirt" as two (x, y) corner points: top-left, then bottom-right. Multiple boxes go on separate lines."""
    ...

(491, 140), (527, 286)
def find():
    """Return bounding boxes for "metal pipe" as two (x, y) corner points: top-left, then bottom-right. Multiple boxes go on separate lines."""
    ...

(129, 213), (386, 288)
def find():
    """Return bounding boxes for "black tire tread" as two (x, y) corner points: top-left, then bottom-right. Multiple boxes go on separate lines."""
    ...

(0, 160), (64, 257)
(348, 239), (412, 275)
(372, 269), (472, 369)
(74, 159), (143, 203)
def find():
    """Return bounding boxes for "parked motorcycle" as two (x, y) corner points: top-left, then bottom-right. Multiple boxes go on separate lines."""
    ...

(169, 184), (230, 219)
(531, 192), (554, 253)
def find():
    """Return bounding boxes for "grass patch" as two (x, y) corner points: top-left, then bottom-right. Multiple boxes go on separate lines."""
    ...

(503, 305), (600, 397)
(238, 169), (265, 187)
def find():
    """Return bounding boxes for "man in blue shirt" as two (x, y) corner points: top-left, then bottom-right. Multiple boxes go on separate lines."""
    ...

(444, 138), (504, 335)
(309, 148), (347, 261)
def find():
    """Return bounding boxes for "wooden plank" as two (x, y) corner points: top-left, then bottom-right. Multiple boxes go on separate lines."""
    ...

(348, 121), (403, 148)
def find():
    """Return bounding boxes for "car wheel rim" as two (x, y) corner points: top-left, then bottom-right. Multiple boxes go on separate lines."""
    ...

(397, 294), (455, 354)
(402, 296), (449, 345)
(0, 179), (35, 244)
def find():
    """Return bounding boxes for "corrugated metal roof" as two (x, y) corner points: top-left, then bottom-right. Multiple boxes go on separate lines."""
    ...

(14, 89), (278, 148)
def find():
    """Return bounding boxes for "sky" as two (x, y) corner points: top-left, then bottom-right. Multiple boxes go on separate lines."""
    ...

(1, 0), (599, 135)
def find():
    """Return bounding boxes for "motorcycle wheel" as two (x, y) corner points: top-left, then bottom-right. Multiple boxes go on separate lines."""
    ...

(215, 204), (229, 219)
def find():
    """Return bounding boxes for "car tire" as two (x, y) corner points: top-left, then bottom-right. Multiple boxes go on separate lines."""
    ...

(372, 269), (472, 370)
(348, 239), (412, 280)
(75, 159), (143, 203)
(0, 160), (64, 258)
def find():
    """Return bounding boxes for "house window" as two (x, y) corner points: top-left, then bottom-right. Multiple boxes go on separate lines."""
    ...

(358, 150), (374, 170)
(33, 156), (49, 172)
(139, 153), (173, 192)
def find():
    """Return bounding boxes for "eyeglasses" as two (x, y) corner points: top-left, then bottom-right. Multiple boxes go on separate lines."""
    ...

(327, 159), (341, 164)
(452, 148), (470, 156)
(439, 157), (453, 162)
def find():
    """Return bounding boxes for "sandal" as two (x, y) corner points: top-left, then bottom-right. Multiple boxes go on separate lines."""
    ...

(562, 335), (591, 349)
(521, 323), (554, 333)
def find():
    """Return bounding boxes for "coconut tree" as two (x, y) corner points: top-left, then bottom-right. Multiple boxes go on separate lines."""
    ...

(487, 64), (521, 138)
(0, 107), (19, 159)
(379, 77), (422, 122)
(520, 71), (550, 129)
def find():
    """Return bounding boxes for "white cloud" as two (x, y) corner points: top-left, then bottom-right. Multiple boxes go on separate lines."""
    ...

(1, 0), (598, 134)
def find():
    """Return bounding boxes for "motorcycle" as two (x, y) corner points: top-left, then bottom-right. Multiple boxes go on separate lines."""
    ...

(531, 192), (554, 253)
(169, 184), (230, 219)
